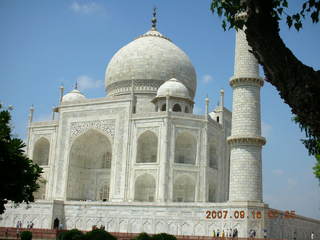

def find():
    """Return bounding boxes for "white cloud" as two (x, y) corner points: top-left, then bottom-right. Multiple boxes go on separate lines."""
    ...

(262, 121), (272, 137)
(70, 1), (103, 15)
(76, 75), (103, 91)
(272, 169), (284, 176)
(287, 178), (297, 189)
(202, 74), (213, 84)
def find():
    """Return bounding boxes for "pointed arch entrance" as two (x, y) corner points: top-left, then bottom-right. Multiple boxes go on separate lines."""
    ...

(67, 129), (112, 201)
(134, 174), (156, 202)
(33, 137), (50, 165)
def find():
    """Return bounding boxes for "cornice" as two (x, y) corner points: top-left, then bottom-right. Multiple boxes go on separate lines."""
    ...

(227, 135), (266, 146)
(229, 77), (264, 87)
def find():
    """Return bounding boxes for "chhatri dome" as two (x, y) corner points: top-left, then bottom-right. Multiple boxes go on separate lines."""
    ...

(105, 9), (197, 98)
(156, 78), (191, 100)
(61, 83), (86, 103)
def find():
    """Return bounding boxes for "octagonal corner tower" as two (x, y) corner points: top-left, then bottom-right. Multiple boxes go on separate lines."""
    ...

(105, 29), (197, 99)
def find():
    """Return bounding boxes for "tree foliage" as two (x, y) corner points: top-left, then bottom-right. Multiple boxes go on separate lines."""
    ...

(85, 229), (117, 240)
(0, 104), (42, 214)
(151, 233), (177, 240)
(58, 229), (85, 240)
(211, 0), (319, 31)
(313, 154), (320, 180)
(133, 232), (152, 240)
(211, 0), (320, 179)
(20, 231), (32, 240)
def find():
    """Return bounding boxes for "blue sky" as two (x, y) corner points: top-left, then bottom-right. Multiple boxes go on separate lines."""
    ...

(0, 0), (319, 219)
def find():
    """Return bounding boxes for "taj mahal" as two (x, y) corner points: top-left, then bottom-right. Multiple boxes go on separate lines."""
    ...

(1, 10), (320, 239)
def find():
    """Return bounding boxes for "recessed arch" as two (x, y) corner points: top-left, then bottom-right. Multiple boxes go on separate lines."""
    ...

(134, 174), (156, 202)
(137, 131), (158, 163)
(208, 183), (216, 202)
(185, 106), (189, 113)
(33, 137), (50, 165)
(175, 132), (197, 164)
(209, 144), (217, 168)
(97, 182), (110, 201)
(173, 175), (195, 202)
(161, 103), (166, 111)
(67, 129), (112, 201)
(33, 177), (46, 200)
(172, 103), (182, 112)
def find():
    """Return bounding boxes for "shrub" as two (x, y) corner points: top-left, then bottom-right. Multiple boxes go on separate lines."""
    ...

(58, 229), (85, 240)
(151, 233), (177, 240)
(20, 231), (32, 240)
(85, 229), (117, 240)
(133, 232), (152, 240)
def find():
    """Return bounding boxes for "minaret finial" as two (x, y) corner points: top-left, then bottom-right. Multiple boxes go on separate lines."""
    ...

(29, 104), (35, 124)
(60, 83), (64, 103)
(151, 7), (157, 30)
(75, 81), (78, 90)
(205, 95), (209, 120)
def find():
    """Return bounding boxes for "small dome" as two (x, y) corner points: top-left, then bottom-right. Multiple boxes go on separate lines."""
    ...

(156, 78), (191, 99)
(61, 89), (86, 103)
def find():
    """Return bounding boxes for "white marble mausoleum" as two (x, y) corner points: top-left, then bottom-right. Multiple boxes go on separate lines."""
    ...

(1, 11), (320, 239)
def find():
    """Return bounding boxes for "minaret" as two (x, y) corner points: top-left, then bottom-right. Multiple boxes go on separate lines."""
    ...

(227, 25), (266, 202)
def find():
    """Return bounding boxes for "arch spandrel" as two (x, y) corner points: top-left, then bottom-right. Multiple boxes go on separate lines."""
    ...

(69, 119), (116, 144)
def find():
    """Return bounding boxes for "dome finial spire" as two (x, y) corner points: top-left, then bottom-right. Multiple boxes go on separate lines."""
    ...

(151, 7), (157, 30)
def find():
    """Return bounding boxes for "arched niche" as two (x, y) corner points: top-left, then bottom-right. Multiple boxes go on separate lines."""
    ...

(173, 175), (195, 202)
(209, 144), (218, 168)
(208, 183), (216, 202)
(67, 129), (112, 201)
(137, 131), (158, 163)
(185, 106), (189, 113)
(97, 182), (110, 201)
(161, 104), (166, 111)
(33, 137), (50, 166)
(33, 177), (46, 200)
(172, 103), (182, 112)
(174, 132), (197, 164)
(134, 174), (156, 202)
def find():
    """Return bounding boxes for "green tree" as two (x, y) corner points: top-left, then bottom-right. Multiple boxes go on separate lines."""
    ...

(313, 154), (320, 180)
(0, 104), (42, 214)
(58, 229), (85, 240)
(211, 0), (320, 179)
(20, 231), (32, 240)
(133, 232), (152, 240)
(85, 229), (117, 240)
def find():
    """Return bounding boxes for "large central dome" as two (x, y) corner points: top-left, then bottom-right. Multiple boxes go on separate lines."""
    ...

(105, 29), (197, 98)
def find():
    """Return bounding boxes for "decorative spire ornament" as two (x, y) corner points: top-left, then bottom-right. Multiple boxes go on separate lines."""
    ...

(60, 84), (64, 103)
(151, 7), (157, 30)
(52, 106), (55, 120)
(29, 104), (35, 124)
(205, 95), (209, 120)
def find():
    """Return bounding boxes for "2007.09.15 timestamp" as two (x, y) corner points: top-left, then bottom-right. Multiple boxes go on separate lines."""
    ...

(205, 210), (263, 219)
